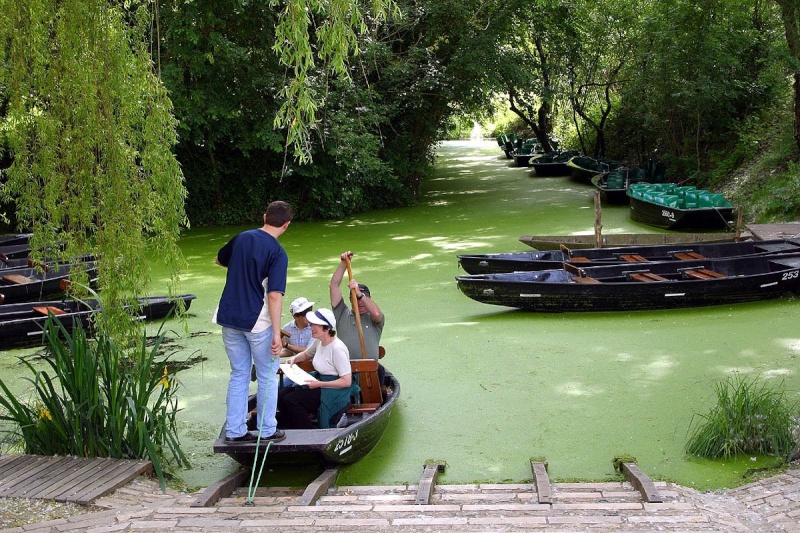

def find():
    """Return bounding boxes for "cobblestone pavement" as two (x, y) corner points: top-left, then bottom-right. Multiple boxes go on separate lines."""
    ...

(1, 464), (799, 532)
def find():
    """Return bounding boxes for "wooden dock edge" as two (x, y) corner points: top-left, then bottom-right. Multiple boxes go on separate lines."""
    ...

(191, 469), (249, 507)
(621, 462), (663, 503)
(529, 460), (552, 504)
(415, 461), (446, 505)
(297, 467), (339, 506)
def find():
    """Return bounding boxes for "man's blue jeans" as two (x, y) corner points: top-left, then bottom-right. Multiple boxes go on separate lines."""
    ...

(223, 326), (280, 438)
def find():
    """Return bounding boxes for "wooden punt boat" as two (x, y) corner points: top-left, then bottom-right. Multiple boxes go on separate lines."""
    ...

(0, 233), (32, 247)
(458, 238), (800, 275)
(0, 244), (31, 262)
(455, 253), (800, 312)
(567, 156), (623, 183)
(529, 150), (580, 177)
(214, 362), (399, 466)
(1, 254), (97, 272)
(627, 183), (736, 230)
(0, 294), (197, 350)
(0, 262), (98, 304)
(518, 232), (748, 250)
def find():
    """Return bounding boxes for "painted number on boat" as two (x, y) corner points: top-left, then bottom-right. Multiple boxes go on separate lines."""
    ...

(781, 270), (800, 281)
(661, 209), (676, 221)
(334, 430), (359, 455)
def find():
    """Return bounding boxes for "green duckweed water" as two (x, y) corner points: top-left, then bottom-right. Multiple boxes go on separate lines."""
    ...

(2, 140), (799, 492)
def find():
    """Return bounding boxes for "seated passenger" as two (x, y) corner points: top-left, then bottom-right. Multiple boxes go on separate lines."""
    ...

(277, 308), (352, 429)
(280, 296), (315, 357)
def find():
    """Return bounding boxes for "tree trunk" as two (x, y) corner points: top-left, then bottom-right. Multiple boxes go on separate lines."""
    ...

(776, 0), (800, 150)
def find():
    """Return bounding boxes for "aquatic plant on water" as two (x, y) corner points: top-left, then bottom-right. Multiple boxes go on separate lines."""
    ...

(0, 313), (189, 491)
(685, 373), (798, 460)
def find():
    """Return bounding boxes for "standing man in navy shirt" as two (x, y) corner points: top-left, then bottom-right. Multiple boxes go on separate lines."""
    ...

(215, 201), (293, 443)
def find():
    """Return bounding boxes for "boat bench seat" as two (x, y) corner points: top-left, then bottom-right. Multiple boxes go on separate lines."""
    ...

(672, 251), (706, 260)
(2, 274), (35, 285)
(618, 254), (648, 262)
(681, 268), (726, 280)
(571, 275), (600, 283)
(32, 306), (67, 316)
(626, 271), (668, 282)
(291, 358), (383, 415)
(569, 256), (591, 262)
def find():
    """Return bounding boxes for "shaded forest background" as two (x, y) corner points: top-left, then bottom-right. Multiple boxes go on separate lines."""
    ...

(4, 0), (800, 227)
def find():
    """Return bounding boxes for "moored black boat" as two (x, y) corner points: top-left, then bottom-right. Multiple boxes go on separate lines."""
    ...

(457, 238), (800, 274)
(0, 244), (31, 263)
(456, 253), (800, 312)
(627, 183), (736, 230)
(518, 232), (749, 250)
(0, 233), (32, 247)
(530, 150), (580, 177)
(0, 294), (197, 350)
(567, 156), (623, 183)
(214, 362), (399, 466)
(0, 261), (98, 304)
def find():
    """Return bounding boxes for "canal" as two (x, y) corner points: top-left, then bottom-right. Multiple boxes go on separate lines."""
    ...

(3, 140), (799, 492)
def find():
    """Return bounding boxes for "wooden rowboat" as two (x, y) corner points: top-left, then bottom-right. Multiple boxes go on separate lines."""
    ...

(0, 233), (32, 247)
(519, 232), (748, 250)
(0, 262), (98, 304)
(0, 294), (196, 350)
(458, 238), (800, 275)
(214, 362), (399, 466)
(456, 252), (800, 312)
(627, 183), (736, 230)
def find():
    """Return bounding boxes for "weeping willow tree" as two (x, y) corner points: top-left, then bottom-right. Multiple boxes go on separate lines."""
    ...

(272, 0), (400, 165)
(0, 0), (186, 338)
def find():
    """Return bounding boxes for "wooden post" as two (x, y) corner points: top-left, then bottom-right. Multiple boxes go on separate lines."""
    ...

(594, 191), (603, 248)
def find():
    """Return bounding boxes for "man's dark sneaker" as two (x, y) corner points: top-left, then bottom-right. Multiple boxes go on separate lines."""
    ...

(260, 429), (286, 442)
(225, 432), (258, 443)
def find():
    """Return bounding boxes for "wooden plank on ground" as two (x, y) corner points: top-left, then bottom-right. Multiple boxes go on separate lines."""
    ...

(65, 460), (152, 504)
(2, 457), (82, 498)
(530, 460), (552, 504)
(621, 462), (663, 503)
(0, 455), (153, 504)
(191, 469), (250, 508)
(415, 461), (446, 505)
(297, 467), (339, 506)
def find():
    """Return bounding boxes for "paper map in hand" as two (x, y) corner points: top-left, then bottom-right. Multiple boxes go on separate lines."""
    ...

(280, 363), (318, 384)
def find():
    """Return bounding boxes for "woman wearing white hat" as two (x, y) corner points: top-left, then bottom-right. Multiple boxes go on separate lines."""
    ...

(278, 308), (353, 429)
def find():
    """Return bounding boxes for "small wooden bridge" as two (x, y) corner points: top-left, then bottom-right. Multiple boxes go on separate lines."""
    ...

(0, 454), (152, 504)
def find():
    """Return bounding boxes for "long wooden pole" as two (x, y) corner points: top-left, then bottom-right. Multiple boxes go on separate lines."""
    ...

(344, 257), (368, 359)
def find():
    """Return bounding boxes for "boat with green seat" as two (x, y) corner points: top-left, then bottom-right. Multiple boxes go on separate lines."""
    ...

(627, 183), (736, 230)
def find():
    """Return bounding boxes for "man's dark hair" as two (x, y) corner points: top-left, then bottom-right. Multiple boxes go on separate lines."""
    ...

(265, 201), (294, 227)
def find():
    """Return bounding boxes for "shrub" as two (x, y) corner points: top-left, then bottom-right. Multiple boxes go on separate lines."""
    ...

(0, 314), (189, 491)
(685, 374), (798, 460)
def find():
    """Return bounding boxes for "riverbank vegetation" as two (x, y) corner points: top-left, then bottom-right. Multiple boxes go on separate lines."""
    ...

(2, 1), (800, 228)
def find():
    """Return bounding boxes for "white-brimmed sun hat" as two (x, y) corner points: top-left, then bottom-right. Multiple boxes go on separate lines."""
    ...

(290, 297), (314, 315)
(306, 308), (336, 329)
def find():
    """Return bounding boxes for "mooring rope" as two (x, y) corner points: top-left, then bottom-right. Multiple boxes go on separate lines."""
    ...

(244, 359), (278, 506)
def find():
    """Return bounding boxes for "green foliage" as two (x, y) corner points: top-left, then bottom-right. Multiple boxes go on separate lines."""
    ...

(612, 455), (638, 472)
(0, 0), (187, 338)
(685, 374), (798, 460)
(0, 313), (188, 491)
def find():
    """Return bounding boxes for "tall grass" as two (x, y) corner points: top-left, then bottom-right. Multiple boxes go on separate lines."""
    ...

(0, 313), (189, 491)
(685, 374), (798, 460)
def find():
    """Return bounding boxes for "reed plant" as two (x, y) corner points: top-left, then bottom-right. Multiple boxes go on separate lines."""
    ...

(685, 373), (798, 460)
(0, 313), (189, 491)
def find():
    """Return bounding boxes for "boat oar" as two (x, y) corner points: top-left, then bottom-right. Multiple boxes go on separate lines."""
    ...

(344, 256), (377, 395)
(344, 256), (368, 359)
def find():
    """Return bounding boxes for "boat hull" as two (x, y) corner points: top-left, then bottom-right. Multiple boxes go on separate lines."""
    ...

(518, 232), (746, 250)
(456, 254), (800, 312)
(0, 262), (98, 304)
(458, 239), (800, 274)
(0, 294), (195, 350)
(629, 196), (736, 230)
(213, 371), (399, 466)
(531, 162), (570, 177)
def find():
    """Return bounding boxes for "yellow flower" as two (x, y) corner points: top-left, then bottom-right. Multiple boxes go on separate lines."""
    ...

(159, 366), (170, 389)
(37, 403), (52, 421)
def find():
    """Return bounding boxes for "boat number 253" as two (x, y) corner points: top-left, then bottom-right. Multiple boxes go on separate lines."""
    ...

(334, 430), (359, 453)
(782, 270), (800, 281)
